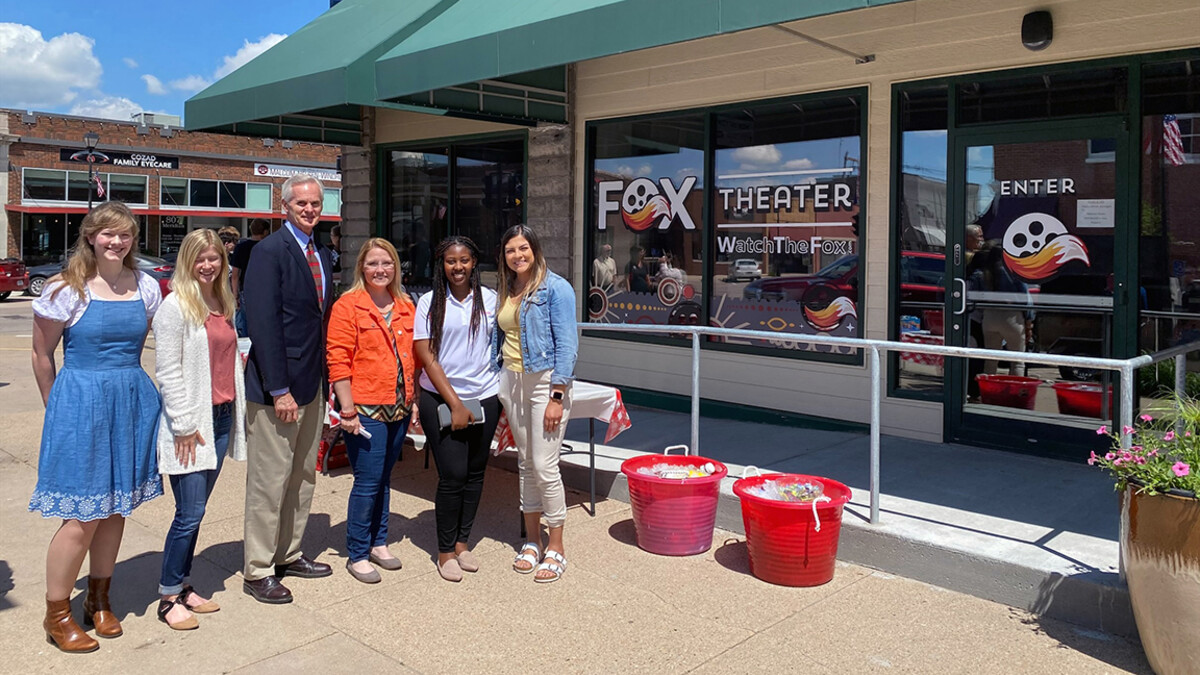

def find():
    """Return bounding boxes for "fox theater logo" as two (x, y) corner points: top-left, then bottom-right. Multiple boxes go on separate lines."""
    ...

(597, 176), (697, 231)
(1001, 212), (1090, 281)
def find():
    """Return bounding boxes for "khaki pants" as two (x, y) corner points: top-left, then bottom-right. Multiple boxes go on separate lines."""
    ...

(499, 369), (571, 528)
(982, 310), (1027, 377)
(243, 397), (323, 581)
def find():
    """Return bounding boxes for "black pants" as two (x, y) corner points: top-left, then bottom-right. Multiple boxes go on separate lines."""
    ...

(419, 389), (502, 553)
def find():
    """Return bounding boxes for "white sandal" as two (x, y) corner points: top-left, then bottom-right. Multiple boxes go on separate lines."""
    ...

(512, 542), (540, 574)
(534, 550), (567, 584)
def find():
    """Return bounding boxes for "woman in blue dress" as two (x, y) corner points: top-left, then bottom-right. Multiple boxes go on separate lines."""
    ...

(30, 201), (163, 653)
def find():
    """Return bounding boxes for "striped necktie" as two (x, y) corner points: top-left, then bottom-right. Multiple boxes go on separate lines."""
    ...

(306, 239), (323, 309)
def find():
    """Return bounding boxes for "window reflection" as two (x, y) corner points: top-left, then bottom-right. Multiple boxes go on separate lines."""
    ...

(1139, 58), (1200, 401)
(589, 115), (706, 332)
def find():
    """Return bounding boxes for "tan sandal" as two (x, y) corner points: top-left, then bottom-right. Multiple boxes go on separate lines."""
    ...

(157, 597), (198, 631)
(180, 585), (220, 614)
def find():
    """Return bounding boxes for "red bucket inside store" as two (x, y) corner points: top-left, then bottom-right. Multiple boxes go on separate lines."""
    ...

(976, 374), (1041, 410)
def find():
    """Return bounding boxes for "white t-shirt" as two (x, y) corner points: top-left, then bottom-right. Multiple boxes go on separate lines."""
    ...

(414, 286), (499, 400)
(33, 272), (163, 327)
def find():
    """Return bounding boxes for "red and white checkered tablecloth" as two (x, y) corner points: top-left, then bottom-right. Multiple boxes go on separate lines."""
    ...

(900, 332), (944, 367)
(492, 381), (632, 456)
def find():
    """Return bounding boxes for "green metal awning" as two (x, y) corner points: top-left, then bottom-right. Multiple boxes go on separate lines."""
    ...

(185, 0), (455, 142)
(374, 0), (911, 102)
(189, 0), (911, 140)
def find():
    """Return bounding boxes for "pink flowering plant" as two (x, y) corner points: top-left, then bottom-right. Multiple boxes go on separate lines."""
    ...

(1091, 401), (1200, 497)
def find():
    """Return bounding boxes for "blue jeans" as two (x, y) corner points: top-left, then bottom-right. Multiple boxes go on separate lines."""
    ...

(343, 414), (410, 563)
(159, 402), (232, 595)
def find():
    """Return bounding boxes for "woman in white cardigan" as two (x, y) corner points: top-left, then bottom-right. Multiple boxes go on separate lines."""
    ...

(152, 229), (245, 631)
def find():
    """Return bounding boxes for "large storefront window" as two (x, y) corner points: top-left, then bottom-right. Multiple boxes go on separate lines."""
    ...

(589, 115), (705, 331)
(455, 141), (524, 284)
(384, 137), (524, 292)
(387, 147), (449, 290)
(586, 91), (866, 358)
(1139, 57), (1200, 399)
(22, 169), (148, 205)
(712, 97), (862, 351)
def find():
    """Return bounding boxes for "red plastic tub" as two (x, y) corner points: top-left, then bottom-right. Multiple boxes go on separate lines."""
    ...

(620, 447), (728, 556)
(1052, 381), (1112, 418)
(733, 473), (852, 587)
(976, 374), (1041, 410)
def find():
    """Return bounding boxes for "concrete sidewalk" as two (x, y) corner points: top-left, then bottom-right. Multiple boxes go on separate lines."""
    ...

(0, 331), (1150, 673)
(553, 402), (1133, 637)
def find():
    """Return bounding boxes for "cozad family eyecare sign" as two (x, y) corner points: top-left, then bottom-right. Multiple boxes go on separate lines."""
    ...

(60, 148), (180, 170)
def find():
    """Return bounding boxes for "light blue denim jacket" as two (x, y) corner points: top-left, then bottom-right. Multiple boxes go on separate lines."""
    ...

(490, 271), (578, 385)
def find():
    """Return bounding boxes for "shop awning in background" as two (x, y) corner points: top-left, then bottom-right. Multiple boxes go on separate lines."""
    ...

(189, 0), (911, 138)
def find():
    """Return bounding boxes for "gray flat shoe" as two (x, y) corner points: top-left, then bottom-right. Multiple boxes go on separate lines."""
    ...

(368, 552), (403, 571)
(438, 557), (463, 582)
(456, 550), (479, 573)
(345, 560), (381, 584)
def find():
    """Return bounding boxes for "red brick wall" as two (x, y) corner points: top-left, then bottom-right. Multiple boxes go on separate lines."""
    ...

(5, 110), (344, 257)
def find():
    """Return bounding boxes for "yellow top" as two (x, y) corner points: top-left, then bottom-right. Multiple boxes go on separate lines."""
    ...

(497, 295), (523, 372)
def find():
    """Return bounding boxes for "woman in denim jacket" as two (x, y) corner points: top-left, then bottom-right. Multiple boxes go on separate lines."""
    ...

(491, 225), (578, 583)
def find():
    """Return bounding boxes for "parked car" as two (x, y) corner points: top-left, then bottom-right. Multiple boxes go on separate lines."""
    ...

(0, 258), (29, 300)
(727, 258), (763, 281)
(743, 252), (945, 306)
(26, 253), (174, 298)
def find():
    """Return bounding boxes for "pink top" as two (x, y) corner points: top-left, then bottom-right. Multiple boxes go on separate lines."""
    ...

(205, 312), (237, 405)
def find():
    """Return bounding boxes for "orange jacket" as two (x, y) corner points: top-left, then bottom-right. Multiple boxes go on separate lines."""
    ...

(326, 289), (416, 408)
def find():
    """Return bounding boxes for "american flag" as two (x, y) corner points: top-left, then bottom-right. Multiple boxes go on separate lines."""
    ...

(93, 173), (106, 199)
(1163, 114), (1186, 167)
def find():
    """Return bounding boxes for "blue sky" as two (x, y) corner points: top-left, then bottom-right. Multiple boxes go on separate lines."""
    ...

(0, 1), (332, 123)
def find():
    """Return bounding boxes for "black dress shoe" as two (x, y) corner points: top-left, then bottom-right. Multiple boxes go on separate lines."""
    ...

(275, 554), (333, 579)
(243, 576), (293, 604)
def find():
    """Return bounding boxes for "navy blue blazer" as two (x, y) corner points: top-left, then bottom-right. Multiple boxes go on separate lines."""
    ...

(242, 225), (334, 407)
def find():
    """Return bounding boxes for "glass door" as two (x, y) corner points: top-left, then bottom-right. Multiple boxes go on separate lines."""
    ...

(945, 120), (1132, 457)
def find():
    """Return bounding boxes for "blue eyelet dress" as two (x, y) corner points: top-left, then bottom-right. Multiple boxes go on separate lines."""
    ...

(29, 277), (164, 520)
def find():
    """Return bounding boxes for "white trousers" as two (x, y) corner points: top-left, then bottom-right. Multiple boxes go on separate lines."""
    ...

(499, 369), (571, 528)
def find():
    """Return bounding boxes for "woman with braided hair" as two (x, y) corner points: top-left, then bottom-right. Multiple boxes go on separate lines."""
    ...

(413, 236), (501, 582)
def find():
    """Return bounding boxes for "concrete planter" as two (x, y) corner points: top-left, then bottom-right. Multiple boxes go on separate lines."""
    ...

(1120, 485), (1200, 675)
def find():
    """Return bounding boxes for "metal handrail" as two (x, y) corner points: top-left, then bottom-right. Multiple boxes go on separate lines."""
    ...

(579, 322), (1200, 525)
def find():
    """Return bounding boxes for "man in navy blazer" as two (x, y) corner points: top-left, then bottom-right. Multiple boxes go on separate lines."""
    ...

(241, 174), (335, 604)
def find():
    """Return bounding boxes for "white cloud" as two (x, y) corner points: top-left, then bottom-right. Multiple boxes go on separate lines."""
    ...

(0, 23), (102, 108)
(69, 95), (144, 121)
(614, 165), (633, 178)
(169, 75), (210, 92)
(123, 57), (138, 69)
(731, 144), (781, 167)
(141, 74), (166, 95)
(215, 33), (286, 78)
(164, 33), (287, 97)
(783, 158), (814, 171)
(637, 164), (652, 177)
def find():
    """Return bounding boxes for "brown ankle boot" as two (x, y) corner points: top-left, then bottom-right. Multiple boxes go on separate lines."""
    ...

(44, 597), (99, 653)
(82, 577), (122, 638)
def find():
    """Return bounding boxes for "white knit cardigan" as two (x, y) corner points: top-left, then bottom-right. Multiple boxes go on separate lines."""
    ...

(153, 294), (246, 474)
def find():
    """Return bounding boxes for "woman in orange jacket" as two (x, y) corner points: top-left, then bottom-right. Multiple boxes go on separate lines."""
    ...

(326, 238), (417, 584)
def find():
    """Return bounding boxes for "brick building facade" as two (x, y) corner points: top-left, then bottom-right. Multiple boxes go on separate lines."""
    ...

(2, 110), (343, 265)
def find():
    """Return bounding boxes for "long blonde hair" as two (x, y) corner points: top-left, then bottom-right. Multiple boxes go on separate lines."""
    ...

(347, 238), (410, 303)
(497, 224), (547, 306)
(50, 201), (140, 301)
(171, 229), (236, 326)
